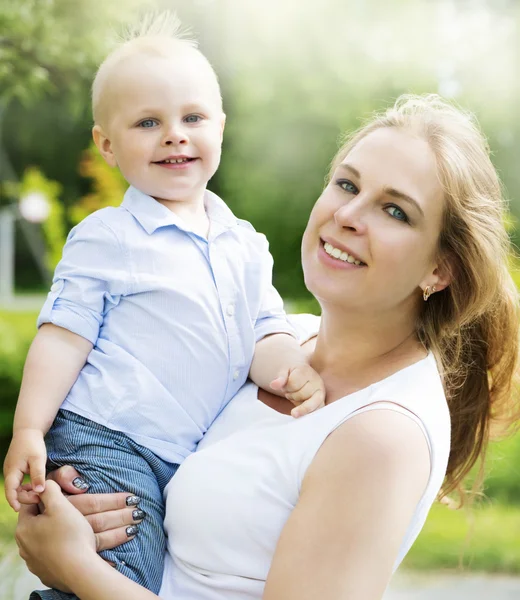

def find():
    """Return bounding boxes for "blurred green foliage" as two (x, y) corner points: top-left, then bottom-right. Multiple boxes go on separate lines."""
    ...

(0, 479), (16, 560)
(0, 310), (37, 457)
(403, 502), (520, 572)
(0, 0), (144, 106)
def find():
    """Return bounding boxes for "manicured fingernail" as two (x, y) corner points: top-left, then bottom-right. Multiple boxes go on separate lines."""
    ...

(34, 485), (44, 493)
(72, 477), (90, 490)
(126, 495), (141, 506)
(126, 525), (139, 537)
(132, 509), (147, 521)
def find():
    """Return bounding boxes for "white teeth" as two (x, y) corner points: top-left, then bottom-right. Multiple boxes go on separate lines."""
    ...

(163, 158), (189, 164)
(323, 242), (363, 265)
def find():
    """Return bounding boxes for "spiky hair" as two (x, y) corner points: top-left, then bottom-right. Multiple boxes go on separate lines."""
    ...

(92, 10), (205, 124)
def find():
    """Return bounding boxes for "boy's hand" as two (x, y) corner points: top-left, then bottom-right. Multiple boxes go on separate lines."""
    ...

(270, 364), (326, 418)
(3, 428), (47, 511)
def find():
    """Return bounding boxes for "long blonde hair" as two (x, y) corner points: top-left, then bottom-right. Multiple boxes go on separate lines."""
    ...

(329, 94), (519, 501)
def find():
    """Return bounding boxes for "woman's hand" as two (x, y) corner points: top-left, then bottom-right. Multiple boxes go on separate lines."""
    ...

(17, 478), (158, 600)
(18, 466), (144, 552)
(16, 480), (97, 592)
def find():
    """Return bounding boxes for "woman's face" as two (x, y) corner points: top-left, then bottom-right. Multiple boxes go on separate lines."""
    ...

(301, 126), (446, 316)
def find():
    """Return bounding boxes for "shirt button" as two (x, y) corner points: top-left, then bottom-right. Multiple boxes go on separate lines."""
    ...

(227, 304), (235, 317)
(233, 370), (240, 380)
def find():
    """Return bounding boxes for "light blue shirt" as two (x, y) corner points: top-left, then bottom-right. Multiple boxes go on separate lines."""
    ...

(38, 186), (294, 463)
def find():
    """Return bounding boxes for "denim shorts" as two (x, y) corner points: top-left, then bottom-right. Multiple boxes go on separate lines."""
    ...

(30, 409), (179, 600)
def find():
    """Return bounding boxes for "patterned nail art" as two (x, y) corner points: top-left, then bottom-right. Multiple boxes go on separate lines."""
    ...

(126, 525), (139, 537)
(132, 509), (147, 521)
(125, 495), (141, 507)
(72, 477), (90, 491)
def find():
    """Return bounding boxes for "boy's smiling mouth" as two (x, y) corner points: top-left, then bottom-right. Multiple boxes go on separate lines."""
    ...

(153, 156), (198, 169)
(154, 156), (197, 165)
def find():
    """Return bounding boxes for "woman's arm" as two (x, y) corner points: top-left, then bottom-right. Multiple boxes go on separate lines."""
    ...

(16, 481), (158, 600)
(263, 408), (430, 600)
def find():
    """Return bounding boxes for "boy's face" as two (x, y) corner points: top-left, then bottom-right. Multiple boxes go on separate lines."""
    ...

(93, 52), (225, 206)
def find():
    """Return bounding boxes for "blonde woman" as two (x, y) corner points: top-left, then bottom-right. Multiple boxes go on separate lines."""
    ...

(17, 95), (519, 600)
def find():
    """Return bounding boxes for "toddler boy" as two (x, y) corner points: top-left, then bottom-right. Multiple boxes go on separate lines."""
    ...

(3, 12), (325, 599)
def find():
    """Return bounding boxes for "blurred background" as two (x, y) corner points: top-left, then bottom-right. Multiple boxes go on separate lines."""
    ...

(1, 0), (520, 597)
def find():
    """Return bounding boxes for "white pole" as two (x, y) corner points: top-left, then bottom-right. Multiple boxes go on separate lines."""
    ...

(0, 206), (15, 302)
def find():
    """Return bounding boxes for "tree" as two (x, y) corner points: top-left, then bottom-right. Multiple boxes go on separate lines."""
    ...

(0, 0), (145, 106)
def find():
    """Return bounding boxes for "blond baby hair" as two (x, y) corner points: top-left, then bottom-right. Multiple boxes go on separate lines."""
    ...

(92, 10), (220, 125)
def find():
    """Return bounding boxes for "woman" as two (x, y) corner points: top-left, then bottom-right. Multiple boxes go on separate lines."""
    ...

(16, 94), (519, 600)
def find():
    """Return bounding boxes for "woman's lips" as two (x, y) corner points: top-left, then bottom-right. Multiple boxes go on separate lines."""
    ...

(318, 240), (366, 270)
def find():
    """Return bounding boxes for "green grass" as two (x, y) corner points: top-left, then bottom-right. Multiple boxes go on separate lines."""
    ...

(403, 502), (520, 573)
(0, 480), (17, 560)
(0, 309), (39, 338)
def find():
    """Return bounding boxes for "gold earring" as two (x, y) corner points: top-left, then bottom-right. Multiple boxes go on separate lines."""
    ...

(423, 285), (436, 301)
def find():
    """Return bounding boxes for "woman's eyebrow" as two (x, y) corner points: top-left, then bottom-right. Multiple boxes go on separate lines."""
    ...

(337, 163), (361, 179)
(384, 187), (425, 217)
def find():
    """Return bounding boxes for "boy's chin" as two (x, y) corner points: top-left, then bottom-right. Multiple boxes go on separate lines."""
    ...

(152, 190), (204, 204)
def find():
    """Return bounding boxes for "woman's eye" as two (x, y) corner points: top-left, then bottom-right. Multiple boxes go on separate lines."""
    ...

(138, 119), (158, 128)
(385, 205), (409, 223)
(337, 179), (359, 194)
(184, 115), (202, 123)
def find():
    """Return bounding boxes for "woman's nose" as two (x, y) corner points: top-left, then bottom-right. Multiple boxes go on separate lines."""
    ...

(334, 197), (367, 233)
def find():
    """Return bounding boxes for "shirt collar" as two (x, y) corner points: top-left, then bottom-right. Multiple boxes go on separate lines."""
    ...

(121, 186), (238, 236)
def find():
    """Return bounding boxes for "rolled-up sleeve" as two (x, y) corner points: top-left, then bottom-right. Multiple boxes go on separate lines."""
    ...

(253, 238), (296, 343)
(37, 217), (127, 344)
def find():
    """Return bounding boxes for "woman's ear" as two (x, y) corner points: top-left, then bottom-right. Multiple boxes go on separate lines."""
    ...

(433, 253), (455, 292)
(420, 253), (454, 294)
(92, 125), (117, 167)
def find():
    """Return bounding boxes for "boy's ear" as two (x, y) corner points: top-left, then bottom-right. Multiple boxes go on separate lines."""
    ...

(220, 113), (226, 141)
(92, 125), (117, 167)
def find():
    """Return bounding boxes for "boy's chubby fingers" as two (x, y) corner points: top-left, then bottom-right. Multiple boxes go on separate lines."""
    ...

(46, 466), (89, 494)
(290, 389), (326, 418)
(269, 372), (289, 391)
(285, 380), (317, 405)
(28, 456), (46, 494)
(284, 364), (316, 393)
(4, 470), (24, 511)
(17, 484), (42, 506)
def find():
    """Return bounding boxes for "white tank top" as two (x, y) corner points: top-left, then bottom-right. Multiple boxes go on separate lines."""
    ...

(160, 314), (451, 600)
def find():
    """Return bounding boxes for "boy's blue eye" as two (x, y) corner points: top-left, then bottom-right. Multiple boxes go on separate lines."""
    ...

(184, 115), (202, 123)
(336, 179), (359, 194)
(385, 205), (409, 223)
(139, 119), (157, 128)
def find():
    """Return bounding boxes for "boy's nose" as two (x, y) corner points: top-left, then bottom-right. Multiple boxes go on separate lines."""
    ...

(162, 127), (188, 146)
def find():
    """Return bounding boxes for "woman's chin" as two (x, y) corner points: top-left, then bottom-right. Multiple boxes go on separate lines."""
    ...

(304, 277), (359, 309)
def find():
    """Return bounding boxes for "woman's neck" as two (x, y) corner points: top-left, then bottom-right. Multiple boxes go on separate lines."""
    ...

(310, 304), (425, 403)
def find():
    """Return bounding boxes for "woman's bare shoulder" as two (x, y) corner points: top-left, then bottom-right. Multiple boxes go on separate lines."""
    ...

(302, 407), (431, 494)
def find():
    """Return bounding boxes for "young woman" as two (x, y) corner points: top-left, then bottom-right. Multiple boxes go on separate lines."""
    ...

(17, 94), (519, 600)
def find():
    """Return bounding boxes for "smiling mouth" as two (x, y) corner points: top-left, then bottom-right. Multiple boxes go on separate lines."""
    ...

(321, 240), (366, 266)
(154, 157), (197, 164)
